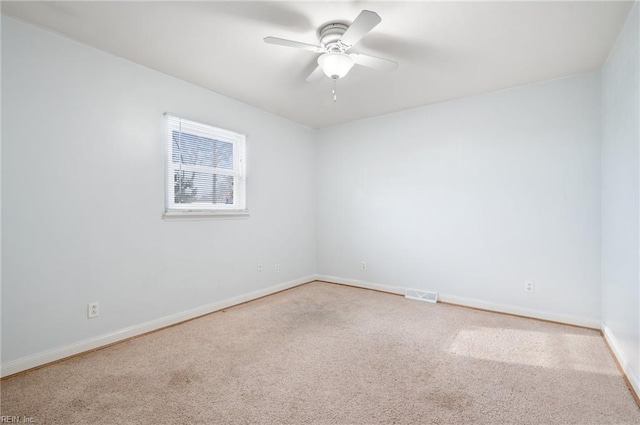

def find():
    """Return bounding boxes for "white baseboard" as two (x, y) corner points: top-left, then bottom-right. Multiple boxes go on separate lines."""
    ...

(438, 293), (601, 329)
(602, 323), (640, 399)
(1, 275), (316, 378)
(316, 275), (600, 329)
(316, 275), (405, 295)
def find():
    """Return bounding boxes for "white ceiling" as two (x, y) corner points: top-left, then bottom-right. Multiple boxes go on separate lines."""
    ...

(2, 1), (633, 128)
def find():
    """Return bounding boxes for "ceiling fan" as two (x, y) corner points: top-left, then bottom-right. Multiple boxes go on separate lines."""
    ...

(264, 10), (398, 83)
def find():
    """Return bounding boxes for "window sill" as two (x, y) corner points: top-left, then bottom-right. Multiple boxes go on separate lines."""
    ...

(162, 210), (250, 220)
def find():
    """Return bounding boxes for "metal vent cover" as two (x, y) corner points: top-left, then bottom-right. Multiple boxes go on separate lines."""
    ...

(405, 288), (438, 303)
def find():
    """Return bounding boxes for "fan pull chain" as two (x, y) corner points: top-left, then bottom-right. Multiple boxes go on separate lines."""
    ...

(332, 78), (338, 103)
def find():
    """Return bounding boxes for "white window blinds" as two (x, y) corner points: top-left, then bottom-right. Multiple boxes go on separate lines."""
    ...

(166, 114), (246, 212)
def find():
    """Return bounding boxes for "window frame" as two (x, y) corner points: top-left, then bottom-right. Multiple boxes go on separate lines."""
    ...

(164, 114), (248, 217)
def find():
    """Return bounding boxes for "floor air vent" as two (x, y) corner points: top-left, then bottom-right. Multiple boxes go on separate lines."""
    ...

(405, 289), (438, 303)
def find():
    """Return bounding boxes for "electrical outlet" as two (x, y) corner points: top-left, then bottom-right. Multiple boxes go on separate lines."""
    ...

(88, 302), (99, 319)
(257, 262), (263, 272)
(274, 264), (280, 273)
(525, 281), (535, 293)
(361, 261), (367, 270)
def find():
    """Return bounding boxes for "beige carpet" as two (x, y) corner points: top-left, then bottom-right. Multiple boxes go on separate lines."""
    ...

(1, 281), (639, 424)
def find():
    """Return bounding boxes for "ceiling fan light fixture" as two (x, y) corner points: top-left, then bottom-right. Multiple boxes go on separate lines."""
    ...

(318, 52), (355, 80)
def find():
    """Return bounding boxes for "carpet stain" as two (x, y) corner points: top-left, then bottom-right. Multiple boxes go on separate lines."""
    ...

(68, 398), (89, 410)
(167, 369), (201, 388)
(428, 389), (472, 411)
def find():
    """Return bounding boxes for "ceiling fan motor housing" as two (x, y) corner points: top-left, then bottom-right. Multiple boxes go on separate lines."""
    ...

(319, 22), (349, 51)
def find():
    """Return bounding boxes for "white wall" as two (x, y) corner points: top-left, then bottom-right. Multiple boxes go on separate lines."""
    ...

(602, 1), (640, 395)
(317, 73), (602, 327)
(1, 16), (317, 366)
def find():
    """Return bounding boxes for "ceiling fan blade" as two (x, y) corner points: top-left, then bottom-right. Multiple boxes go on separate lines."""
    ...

(339, 10), (382, 48)
(306, 65), (325, 82)
(351, 53), (398, 71)
(264, 36), (323, 53)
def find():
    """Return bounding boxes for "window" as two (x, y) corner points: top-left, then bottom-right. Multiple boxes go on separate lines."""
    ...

(165, 114), (246, 215)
